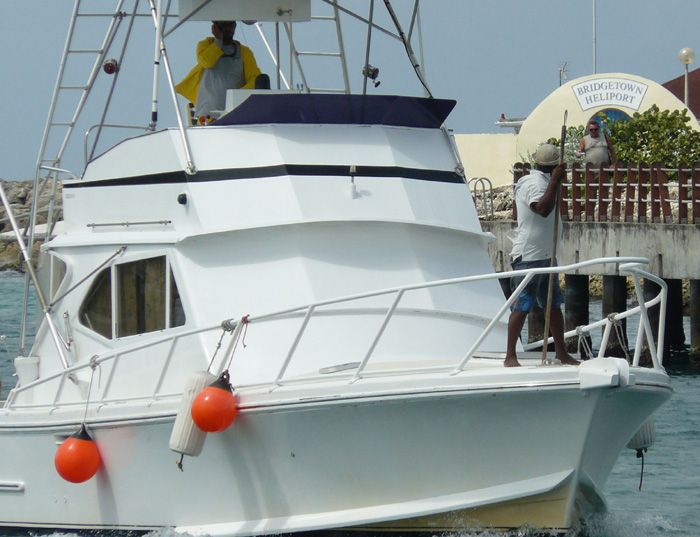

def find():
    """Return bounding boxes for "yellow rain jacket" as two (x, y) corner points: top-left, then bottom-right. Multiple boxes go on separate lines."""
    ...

(175, 37), (262, 105)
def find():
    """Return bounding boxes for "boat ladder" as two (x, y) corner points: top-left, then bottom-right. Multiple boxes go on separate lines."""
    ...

(32, 1), (136, 238)
(256, 0), (350, 94)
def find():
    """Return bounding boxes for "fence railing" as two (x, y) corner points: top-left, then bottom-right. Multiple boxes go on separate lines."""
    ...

(513, 162), (700, 224)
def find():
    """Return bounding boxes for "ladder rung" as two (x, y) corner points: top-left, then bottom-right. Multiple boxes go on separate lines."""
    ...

(67, 49), (104, 54)
(297, 52), (340, 57)
(49, 122), (75, 127)
(76, 12), (125, 17)
(59, 86), (89, 90)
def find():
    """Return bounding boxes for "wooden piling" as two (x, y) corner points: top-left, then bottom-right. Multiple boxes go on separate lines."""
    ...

(602, 275), (628, 357)
(564, 274), (590, 354)
(690, 280), (700, 365)
(665, 279), (686, 350)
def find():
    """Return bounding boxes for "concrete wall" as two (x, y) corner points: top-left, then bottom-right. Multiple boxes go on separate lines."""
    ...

(482, 220), (700, 280)
(454, 134), (517, 188)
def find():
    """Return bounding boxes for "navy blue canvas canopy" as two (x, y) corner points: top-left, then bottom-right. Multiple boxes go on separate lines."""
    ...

(214, 94), (456, 129)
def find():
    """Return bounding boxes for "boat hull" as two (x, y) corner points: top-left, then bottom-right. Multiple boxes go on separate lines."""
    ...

(0, 366), (670, 534)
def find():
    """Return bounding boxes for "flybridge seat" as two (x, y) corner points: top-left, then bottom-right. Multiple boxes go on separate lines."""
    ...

(213, 93), (457, 129)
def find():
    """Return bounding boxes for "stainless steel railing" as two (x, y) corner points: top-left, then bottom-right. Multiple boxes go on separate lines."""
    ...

(3, 256), (666, 411)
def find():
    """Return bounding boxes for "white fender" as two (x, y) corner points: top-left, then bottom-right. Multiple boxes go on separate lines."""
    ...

(169, 371), (217, 457)
(627, 417), (656, 450)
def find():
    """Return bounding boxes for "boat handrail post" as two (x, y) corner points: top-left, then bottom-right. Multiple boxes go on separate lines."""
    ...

(597, 318), (614, 359)
(630, 272), (665, 369)
(350, 289), (405, 384)
(272, 305), (317, 389)
(0, 183), (72, 371)
(451, 271), (534, 375)
(619, 262), (667, 369)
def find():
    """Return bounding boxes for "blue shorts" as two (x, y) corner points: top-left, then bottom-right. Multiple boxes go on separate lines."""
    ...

(510, 258), (564, 314)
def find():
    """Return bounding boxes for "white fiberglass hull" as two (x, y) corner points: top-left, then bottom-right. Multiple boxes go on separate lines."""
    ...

(0, 359), (670, 534)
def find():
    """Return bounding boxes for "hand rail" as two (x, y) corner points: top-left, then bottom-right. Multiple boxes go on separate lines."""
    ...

(4, 256), (667, 411)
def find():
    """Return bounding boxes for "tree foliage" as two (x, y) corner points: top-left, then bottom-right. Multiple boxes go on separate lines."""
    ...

(545, 125), (586, 166)
(540, 105), (700, 173)
(600, 105), (700, 167)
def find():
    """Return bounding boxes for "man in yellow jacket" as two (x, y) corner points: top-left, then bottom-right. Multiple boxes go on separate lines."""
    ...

(175, 21), (266, 120)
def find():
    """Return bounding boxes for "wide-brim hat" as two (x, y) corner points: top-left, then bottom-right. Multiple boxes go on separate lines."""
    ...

(534, 144), (560, 166)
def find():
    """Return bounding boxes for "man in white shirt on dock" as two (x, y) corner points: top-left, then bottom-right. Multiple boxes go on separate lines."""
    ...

(505, 144), (580, 368)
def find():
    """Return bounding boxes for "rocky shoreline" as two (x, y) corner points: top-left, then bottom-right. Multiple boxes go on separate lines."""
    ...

(0, 179), (59, 271)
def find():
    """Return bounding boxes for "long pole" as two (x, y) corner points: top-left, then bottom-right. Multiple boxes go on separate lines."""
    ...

(593, 0), (597, 74)
(542, 110), (567, 363)
(0, 183), (71, 369)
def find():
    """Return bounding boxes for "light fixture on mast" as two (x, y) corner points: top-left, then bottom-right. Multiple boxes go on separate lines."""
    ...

(679, 48), (695, 107)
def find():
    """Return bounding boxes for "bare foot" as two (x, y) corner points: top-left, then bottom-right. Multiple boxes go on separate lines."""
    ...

(504, 355), (521, 367)
(557, 353), (580, 366)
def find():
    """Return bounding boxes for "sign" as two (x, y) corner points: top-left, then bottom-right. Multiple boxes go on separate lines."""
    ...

(572, 78), (648, 111)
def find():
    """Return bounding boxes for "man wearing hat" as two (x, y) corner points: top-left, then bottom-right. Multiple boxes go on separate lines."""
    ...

(504, 143), (579, 367)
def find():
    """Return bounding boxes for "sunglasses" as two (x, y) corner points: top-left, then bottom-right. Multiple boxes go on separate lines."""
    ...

(589, 127), (599, 132)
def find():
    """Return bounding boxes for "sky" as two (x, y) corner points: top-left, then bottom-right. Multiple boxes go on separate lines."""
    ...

(1, 0), (700, 181)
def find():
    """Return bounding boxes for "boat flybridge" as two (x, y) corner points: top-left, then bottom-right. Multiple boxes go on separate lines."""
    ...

(0, 0), (671, 535)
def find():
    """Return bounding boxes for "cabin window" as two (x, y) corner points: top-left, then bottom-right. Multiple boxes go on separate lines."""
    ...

(79, 255), (185, 339)
(80, 268), (113, 339)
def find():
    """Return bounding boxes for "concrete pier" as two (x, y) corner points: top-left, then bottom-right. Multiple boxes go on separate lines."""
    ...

(482, 220), (699, 365)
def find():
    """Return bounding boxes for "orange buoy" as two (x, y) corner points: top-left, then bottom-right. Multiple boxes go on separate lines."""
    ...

(191, 371), (238, 433)
(55, 424), (101, 483)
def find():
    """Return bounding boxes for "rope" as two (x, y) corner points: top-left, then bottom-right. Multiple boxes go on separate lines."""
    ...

(81, 355), (102, 424)
(206, 329), (228, 373)
(225, 315), (250, 372)
(576, 326), (594, 360)
(609, 313), (631, 361)
(636, 448), (647, 490)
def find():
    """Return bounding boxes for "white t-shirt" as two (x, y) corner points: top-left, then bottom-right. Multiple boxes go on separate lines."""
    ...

(510, 169), (560, 262)
(195, 41), (245, 117)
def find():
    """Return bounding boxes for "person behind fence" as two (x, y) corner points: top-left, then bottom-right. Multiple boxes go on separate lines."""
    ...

(505, 143), (580, 368)
(175, 20), (270, 122)
(577, 119), (616, 169)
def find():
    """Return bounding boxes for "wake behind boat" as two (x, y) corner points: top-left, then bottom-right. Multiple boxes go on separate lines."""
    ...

(0, 1), (671, 535)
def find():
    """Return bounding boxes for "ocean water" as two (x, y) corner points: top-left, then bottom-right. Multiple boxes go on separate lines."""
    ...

(0, 271), (698, 537)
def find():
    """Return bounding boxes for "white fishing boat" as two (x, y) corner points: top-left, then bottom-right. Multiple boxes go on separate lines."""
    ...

(0, 1), (671, 535)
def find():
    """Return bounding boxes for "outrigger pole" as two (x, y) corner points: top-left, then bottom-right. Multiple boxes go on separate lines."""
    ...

(382, 0), (432, 98)
(147, 0), (197, 175)
(0, 185), (71, 370)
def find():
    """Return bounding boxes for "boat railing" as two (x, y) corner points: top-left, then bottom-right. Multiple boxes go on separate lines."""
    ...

(3, 322), (222, 410)
(234, 256), (665, 390)
(4, 256), (666, 411)
(84, 124), (151, 165)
